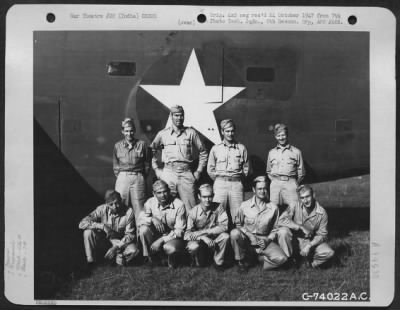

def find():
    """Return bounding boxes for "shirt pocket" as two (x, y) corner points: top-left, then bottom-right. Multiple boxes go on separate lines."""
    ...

(216, 157), (227, 171)
(179, 138), (193, 159)
(117, 149), (129, 160)
(286, 155), (297, 166)
(231, 154), (242, 171)
(163, 139), (177, 158)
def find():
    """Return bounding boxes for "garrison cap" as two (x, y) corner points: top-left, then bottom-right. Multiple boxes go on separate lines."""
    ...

(121, 118), (136, 130)
(252, 175), (267, 188)
(170, 105), (184, 114)
(274, 123), (288, 135)
(152, 179), (169, 192)
(220, 119), (235, 130)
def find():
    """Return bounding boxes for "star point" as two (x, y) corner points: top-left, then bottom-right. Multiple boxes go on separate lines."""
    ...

(140, 49), (245, 144)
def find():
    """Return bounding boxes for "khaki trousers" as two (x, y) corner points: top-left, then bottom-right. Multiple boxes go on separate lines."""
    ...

(213, 178), (244, 228)
(159, 168), (197, 213)
(138, 225), (186, 258)
(83, 229), (139, 265)
(230, 228), (288, 270)
(186, 232), (230, 266)
(270, 178), (298, 206)
(115, 172), (146, 226)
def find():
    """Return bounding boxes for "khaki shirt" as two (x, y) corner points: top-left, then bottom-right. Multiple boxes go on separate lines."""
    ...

(79, 204), (136, 246)
(113, 139), (150, 176)
(280, 201), (328, 247)
(266, 144), (305, 182)
(142, 196), (187, 242)
(207, 141), (250, 180)
(184, 202), (228, 240)
(235, 197), (279, 243)
(150, 126), (208, 172)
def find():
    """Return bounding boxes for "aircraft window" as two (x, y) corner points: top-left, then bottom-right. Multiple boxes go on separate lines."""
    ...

(246, 67), (274, 82)
(107, 62), (136, 76)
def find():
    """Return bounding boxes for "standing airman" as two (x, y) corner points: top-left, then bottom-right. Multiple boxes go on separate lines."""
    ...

(113, 118), (150, 224)
(266, 123), (305, 207)
(151, 105), (208, 213)
(207, 119), (250, 228)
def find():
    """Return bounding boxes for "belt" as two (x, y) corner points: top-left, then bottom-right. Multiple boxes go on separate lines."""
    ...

(165, 162), (190, 172)
(273, 175), (296, 181)
(119, 171), (142, 175)
(216, 176), (242, 182)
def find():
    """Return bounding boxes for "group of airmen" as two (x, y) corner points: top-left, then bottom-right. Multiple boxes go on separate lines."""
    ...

(79, 105), (335, 272)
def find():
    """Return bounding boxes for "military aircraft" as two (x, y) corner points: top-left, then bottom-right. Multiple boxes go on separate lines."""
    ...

(31, 29), (371, 300)
(33, 30), (369, 198)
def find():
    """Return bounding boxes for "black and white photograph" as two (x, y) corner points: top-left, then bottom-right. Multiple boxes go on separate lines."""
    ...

(4, 5), (396, 306)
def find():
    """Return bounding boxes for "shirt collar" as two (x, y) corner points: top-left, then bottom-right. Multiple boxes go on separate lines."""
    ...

(122, 139), (137, 148)
(170, 126), (186, 135)
(159, 200), (175, 211)
(222, 140), (238, 148)
(199, 205), (213, 217)
(301, 201), (323, 217)
(276, 143), (291, 151)
(250, 197), (270, 212)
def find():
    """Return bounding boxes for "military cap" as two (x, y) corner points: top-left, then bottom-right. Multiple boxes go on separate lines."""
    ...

(274, 123), (288, 135)
(252, 175), (267, 188)
(220, 119), (235, 130)
(121, 118), (136, 130)
(170, 105), (184, 114)
(152, 179), (169, 192)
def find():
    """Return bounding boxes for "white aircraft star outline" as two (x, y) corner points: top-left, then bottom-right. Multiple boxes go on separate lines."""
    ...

(140, 49), (245, 144)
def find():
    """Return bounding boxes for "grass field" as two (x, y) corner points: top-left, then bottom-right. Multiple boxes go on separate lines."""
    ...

(54, 230), (369, 301)
(34, 175), (370, 301)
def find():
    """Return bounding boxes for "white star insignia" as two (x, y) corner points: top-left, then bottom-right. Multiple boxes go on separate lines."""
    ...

(140, 49), (245, 144)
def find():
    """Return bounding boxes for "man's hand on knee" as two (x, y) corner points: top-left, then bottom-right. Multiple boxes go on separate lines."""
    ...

(104, 245), (119, 260)
(150, 238), (165, 253)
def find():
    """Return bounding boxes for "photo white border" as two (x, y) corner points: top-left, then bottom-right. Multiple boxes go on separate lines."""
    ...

(4, 4), (396, 306)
